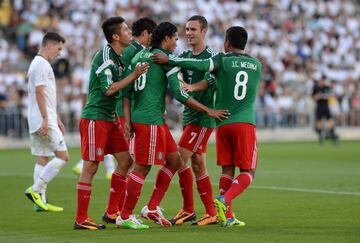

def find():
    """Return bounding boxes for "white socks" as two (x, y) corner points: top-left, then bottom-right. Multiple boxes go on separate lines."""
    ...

(76, 159), (84, 170)
(32, 157), (66, 193)
(33, 163), (47, 202)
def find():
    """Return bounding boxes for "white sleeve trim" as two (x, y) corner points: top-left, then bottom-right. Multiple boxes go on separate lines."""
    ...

(95, 60), (114, 75)
(209, 59), (214, 72)
(166, 66), (181, 78)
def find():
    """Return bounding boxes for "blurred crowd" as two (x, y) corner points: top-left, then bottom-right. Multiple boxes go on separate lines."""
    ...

(0, 0), (360, 138)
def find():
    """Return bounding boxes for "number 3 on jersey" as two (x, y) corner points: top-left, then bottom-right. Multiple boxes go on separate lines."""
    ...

(234, 71), (248, 100)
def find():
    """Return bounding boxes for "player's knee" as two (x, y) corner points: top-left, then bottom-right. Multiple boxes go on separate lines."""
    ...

(191, 162), (205, 177)
(134, 165), (151, 177)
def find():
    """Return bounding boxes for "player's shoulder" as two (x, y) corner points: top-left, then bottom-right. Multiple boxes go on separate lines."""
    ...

(205, 46), (218, 57)
(29, 56), (51, 72)
(179, 50), (191, 58)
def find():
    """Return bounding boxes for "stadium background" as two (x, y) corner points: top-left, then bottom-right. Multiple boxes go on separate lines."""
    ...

(0, 1), (359, 242)
(0, 0), (360, 141)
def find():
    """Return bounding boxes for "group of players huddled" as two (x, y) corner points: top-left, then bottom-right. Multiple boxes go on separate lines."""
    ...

(24, 15), (262, 230)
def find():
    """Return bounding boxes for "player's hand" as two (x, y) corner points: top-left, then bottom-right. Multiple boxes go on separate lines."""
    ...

(58, 119), (66, 134)
(181, 82), (194, 92)
(150, 52), (169, 64)
(38, 118), (49, 137)
(134, 62), (149, 78)
(206, 109), (230, 121)
(124, 122), (134, 140)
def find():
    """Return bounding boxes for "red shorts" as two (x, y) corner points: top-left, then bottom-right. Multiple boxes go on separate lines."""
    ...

(216, 122), (258, 170)
(79, 118), (129, 162)
(178, 124), (213, 154)
(132, 123), (178, 165)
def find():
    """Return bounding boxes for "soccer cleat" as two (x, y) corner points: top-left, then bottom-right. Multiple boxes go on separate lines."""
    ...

(191, 214), (217, 226)
(102, 212), (117, 224)
(46, 203), (64, 212)
(72, 165), (81, 176)
(105, 173), (112, 180)
(169, 209), (196, 225)
(116, 215), (149, 229)
(141, 206), (172, 227)
(225, 216), (246, 227)
(33, 204), (46, 212)
(214, 195), (228, 226)
(73, 218), (106, 230)
(25, 186), (48, 211)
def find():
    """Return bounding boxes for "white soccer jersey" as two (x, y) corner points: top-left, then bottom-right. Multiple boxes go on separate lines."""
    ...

(27, 55), (58, 134)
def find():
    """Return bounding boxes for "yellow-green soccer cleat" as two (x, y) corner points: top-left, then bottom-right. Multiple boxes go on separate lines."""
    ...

(33, 203), (64, 212)
(72, 165), (81, 176)
(214, 196), (227, 226)
(47, 203), (64, 212)
(25, 187), (48, 211)
(225, 216), (246, 227)
(116, 215), (149, 229)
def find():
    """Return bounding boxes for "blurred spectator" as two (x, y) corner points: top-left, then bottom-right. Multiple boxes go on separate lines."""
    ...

(0, 0), (360, 137)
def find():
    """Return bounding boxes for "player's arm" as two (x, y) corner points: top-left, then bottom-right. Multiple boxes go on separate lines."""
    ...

(122, 84), (134, 140)
(167, 67), (229, 120)
(35, 85), (48, 136)
(99, 63), (148, 96)
(151, 52), (221, 73)
(181, 72), (215, 92)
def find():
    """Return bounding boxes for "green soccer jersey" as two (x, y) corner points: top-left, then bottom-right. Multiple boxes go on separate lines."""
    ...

(115, 41), (145, 117)
(123, 47), (189, 125)
(179, 47), (216, 128)
(81, 44), (125, 121)
(169, 52), (262, 126)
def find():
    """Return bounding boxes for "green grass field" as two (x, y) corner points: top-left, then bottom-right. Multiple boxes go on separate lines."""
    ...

(0, 141), (359, 243)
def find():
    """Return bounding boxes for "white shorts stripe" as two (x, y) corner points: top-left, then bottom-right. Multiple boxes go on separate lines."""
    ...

(251, 141), (258, 169)
(88, 120), (95, 161)
(148, 125), (157, 165)
(193, 127), (207, 152)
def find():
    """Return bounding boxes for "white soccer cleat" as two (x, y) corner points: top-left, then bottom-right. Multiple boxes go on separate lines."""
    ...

(140, 205), (172, 227)
(116, 214), (149, 229)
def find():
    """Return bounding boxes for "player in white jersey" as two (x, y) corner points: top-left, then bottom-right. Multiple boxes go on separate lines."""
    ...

(71, 72), (115, 180)
(25, 32), (68, 212)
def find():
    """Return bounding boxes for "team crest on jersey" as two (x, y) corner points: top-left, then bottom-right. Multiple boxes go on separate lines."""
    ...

(157, 152), (163, 160)
(97, 148), (103, 156)
(187, 70), (193, 76)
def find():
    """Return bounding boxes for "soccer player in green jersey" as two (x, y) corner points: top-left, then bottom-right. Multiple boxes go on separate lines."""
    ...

(74, 16), (149, 230)
(102, 17), (157, 225)
(116, 22), (228, 229)
(167, 15), (218, 226)
(152, 26), (262, 227)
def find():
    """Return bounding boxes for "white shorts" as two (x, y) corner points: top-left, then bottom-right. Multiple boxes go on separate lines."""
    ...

(30, 125), (67, 156)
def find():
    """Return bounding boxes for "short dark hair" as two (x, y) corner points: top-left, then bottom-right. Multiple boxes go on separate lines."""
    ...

(101, 16), (125, 43)
(42, 32), (65, 46)
(132, 17), (157, 37)
(187, 15), (208, 30)
(225, 26), (248, 50)
(150, 22), (177, 48)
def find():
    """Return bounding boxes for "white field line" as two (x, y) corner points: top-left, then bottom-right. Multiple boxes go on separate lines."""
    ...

(2, 172), (360, 196)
